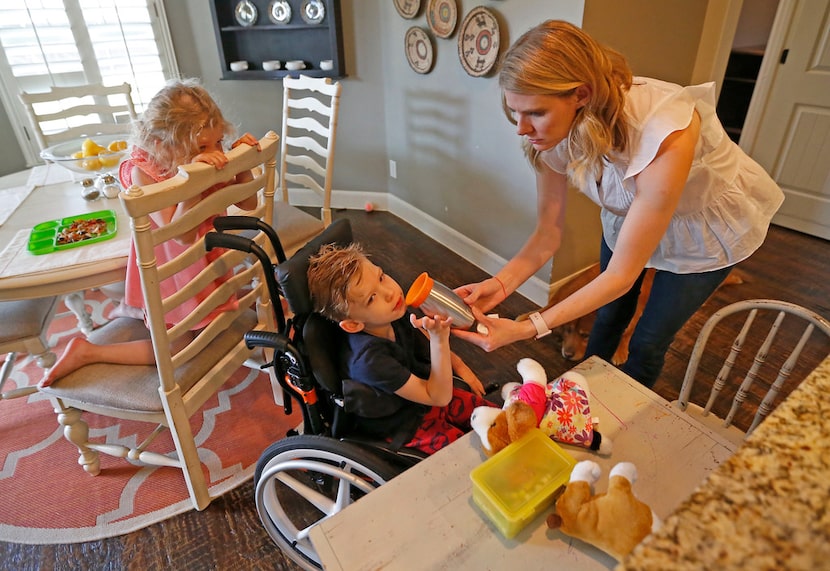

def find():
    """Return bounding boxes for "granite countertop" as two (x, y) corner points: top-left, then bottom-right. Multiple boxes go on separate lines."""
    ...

(618, 354), (830, 571)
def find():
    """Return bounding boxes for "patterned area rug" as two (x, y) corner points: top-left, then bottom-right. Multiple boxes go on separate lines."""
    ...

(0, 291), (299, 544)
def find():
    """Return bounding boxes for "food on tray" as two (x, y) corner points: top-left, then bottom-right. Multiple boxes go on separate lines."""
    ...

(56, 217), (109, 245)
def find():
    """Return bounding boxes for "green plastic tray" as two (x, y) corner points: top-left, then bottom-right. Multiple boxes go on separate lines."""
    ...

(28, 209), (118, 256)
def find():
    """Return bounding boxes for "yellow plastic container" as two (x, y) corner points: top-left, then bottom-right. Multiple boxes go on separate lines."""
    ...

(470, 429), (576, 539)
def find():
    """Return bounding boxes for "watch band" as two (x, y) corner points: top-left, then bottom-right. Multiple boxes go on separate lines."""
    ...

(528, 312), (551, 340)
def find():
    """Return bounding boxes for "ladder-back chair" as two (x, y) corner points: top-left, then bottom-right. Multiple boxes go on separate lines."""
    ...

(0, 298), (59, 400)
(276, 74), (341, 254)
(19, 82), (137, 151)
(674, 299), (830, 445)
(39, 132), (280, 510)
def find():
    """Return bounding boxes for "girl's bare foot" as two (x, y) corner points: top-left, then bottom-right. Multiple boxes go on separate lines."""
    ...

(39, 337), (96, 388)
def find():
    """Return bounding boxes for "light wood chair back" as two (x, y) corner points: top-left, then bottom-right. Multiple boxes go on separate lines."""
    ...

(279, 74), (341, 228)
(0, 298), (59, 400)
(39, 132), (280, 510)
(674, 299), (830, 445)
(18, 82), (137, 151)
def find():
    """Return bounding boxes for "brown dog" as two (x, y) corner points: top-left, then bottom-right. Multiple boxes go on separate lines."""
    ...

(541, 264), (744, 365)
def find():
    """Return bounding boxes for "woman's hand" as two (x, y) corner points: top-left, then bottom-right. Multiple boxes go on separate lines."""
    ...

(455, 277), (504, 313)
(452, 306), (535, 352)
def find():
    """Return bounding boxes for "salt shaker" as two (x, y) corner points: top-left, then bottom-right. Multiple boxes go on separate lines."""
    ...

(405, 272), (476, 330)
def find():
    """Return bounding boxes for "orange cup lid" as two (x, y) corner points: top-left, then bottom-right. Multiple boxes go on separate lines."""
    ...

(405, 272), (433, 307)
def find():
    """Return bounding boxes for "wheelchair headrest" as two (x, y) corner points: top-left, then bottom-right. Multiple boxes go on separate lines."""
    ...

(276, 218), (353, 316)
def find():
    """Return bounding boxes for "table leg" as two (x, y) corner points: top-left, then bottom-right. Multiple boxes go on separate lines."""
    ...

(63, 291), (94, 337)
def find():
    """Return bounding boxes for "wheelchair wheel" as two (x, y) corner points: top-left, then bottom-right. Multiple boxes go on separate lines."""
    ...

(254, 434), (402, 570)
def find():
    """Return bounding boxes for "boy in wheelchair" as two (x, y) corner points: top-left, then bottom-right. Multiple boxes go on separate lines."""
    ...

(308, 242), (499, 455)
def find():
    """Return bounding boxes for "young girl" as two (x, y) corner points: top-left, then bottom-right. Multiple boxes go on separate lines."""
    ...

(40, 78), (260, 386)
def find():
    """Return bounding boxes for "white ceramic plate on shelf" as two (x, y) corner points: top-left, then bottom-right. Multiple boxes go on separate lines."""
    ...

(268, 0), (291, 25)
(234, 0), (258, 26)
(301, 0), (326, 25)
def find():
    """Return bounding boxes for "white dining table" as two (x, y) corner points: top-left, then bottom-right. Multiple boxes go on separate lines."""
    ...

(0, 165), (131, 335)
(308, 356), (738, 570)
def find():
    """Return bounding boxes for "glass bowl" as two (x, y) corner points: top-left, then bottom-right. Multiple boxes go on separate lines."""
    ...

(40, 133), (130, 176)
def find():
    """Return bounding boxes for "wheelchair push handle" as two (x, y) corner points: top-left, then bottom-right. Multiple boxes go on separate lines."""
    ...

(211, 215), (287, 262)
(204, 230), (286, 331)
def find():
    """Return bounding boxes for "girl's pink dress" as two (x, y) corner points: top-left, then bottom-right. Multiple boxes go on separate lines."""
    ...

(119, 148), (237, 329)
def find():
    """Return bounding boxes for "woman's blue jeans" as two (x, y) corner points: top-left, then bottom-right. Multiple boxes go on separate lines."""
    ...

(584, 237), (734, 388)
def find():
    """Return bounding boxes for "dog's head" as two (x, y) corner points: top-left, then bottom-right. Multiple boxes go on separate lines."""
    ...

(557, 313), (595, 361)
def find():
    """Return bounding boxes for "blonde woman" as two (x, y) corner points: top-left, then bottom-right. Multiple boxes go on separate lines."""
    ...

(455, 20), (783, 388)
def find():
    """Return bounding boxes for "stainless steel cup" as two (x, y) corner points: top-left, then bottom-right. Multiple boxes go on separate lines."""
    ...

(405, 272), (475, 329)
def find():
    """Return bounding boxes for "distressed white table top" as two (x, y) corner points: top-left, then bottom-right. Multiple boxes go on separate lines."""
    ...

(309, 356), (736, 570)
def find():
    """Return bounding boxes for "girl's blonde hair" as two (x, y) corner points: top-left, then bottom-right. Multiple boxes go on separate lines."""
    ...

(131, 78), (235, 177)
(308, 242), (368, 322)
(499, 20), (633, 187)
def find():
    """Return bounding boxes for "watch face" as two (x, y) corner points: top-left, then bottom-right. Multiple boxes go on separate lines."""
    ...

(405, 27), (434, 74)
(457, 6), (500, 77)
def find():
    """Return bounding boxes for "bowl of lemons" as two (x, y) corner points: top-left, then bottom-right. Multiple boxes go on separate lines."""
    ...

(40, 133), (130, 176)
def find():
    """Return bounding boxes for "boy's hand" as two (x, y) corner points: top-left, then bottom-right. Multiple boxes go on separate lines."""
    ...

(410, 313), (452, 342)
(453, 360), (486, 396)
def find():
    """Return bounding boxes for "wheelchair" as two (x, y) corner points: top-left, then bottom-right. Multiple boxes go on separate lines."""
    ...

(207, 217), (426, 570)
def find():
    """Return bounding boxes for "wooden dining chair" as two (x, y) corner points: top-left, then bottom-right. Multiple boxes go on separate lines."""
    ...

(18, 82), (137, 151)
(0, 298), (59, 400)
(38, 132), (281, 510)
(276, 74), (341, 255)
(674, 299), (830, 445)
(19, 82), (138, 336)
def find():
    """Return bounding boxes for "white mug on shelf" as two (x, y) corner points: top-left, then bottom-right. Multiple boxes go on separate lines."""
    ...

(320, 59), (333, 71)
(263, 60), (281, 71)
(230, 60), (249, 71)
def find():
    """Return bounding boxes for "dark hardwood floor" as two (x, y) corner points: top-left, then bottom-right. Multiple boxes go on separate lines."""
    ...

(2, 209), (828, 570)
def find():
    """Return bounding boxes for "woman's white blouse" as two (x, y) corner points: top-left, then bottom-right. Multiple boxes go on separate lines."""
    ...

(540, 77), (784, 273)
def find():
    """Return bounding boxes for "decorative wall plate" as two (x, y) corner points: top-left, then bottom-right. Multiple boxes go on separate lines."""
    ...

(234, 0), (258, 27)
(427, 0), (458, 39)
(268, 1), (292, 25)
(405, 27), (434, 74)
(301, 0), (326, 24)
(394, 0), (421, 20)
(457, 6), (500, 77)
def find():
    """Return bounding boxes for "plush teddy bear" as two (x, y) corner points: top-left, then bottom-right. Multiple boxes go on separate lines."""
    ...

(546, 460), (660, 561)
(470, 358), (612, 456)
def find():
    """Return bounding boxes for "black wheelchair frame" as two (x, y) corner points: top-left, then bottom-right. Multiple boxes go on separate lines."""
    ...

(205, 216), (424, 570)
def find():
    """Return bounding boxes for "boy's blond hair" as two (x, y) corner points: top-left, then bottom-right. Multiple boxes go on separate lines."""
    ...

(308, 242), (368, 322)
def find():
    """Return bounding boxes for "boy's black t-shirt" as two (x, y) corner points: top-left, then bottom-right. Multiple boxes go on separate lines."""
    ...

(339, 312), (431, 446)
